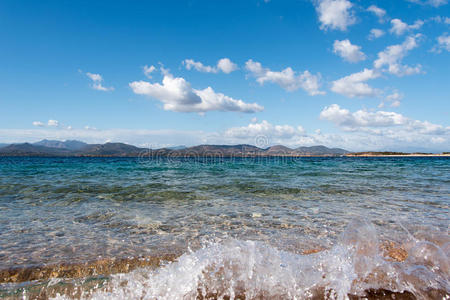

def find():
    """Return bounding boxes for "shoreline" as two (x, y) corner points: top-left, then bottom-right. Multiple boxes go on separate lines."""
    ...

(0, 241), (410, 284)
(345, 153), (450, 157)
(0, 153), (449, 158)
(1, 241), (447, 300)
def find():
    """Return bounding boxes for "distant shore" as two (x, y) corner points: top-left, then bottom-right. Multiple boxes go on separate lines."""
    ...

(345, 152), (450, 157)
(0, 141), (448, 157)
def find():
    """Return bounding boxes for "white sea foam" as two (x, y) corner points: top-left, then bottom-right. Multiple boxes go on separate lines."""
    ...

(51, 220), (449, 299)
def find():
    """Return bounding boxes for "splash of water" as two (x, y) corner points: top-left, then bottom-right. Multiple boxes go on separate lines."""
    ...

(49, 220), (448, 299)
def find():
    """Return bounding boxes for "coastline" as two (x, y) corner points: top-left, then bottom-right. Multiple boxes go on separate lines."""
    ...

(345, 153), (450, 157)
(0, 153), (449, 158)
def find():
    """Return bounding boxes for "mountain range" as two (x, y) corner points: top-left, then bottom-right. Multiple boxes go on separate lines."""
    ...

(0, 140), (349, 157)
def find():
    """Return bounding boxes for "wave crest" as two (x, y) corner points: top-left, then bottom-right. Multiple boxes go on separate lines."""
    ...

(48, 220), (449, 299)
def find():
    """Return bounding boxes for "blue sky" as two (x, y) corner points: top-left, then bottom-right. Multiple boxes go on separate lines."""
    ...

(0, 0), (449, 151)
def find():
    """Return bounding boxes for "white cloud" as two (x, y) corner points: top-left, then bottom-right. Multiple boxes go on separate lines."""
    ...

(143, 65), (156, 78)
(245, 59), (325, 95)
(381, 91), (404, 107)
(389, 19), (424, 36)
(222, 120), (314, 147)
(390, 100), (401, 107)
(320, 104), (450, 137)
(225, 120), (305, 139)
(390, 19), (408, 35)
(221, 113), (449, 150)
(183, 59), (216, 73)
(367, 5), (386, 22)
(433, 33), (450, 52)
(333, 39), (366, 63)
(129, 71), (263, 113)
(320, 104), (407, 129)
(183, 58), (238, 74)
(331, 68), (381, 98)
(374, 34), (422, 76)
(369, 28), (385, 40)
(86, 72), (114, 92)
(407, 0), (448, 7)
(32, 120), (72, 129)
(431, 16), (450, 24)
(217, 58), (239, 74)
(86, 73), (102, 82)
(386, 91), (404, 102)
(47, 120), (59, 127)
(315, 0), (356, 31)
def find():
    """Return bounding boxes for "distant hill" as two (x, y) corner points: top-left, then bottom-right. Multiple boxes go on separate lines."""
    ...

(0, 143), (9, 148)
(0, 143), (72, 156)
(77, 143), (147, 156)
(0, 141), (350, 157)
(295, 145), (348, 155)
(34, 139), (87, 150)
(345, 152), (450, 157)
(264, 145), (294, 155)
(166, 145), (186, 150)
(175, 144), (262, 156)
(150, 144), (348, 157)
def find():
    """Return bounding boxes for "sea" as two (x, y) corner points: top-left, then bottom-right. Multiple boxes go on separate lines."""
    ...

(0, 156), (448, 299)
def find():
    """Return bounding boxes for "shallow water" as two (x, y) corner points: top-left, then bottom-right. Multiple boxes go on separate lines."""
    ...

(0, 157), (448, 299)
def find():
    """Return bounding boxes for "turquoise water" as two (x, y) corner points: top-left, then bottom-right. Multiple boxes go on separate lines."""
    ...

(0, 157), (449, 299)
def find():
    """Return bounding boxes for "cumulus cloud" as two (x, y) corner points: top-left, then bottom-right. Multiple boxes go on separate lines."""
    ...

(369, 28), (385, 40)
(32, 121), (45, 127)
(320, 104), (407, 129)
(222, 120), (313, 147)
(379, 91), (404, 108)
(386, 91), (404, 107)
(315, 0), (356, 31)
(32, 119), (73, 129)
(129, 71), (263, 113)
(183, 58), (238, 74)
(390, 101), (401, 108)
(374, 34), (422, 76)
(432, 16), (450, 24)
(367, 5), (386, 22)
(217, 58), (239, 73)
(433, 33), (450, 52)
(245, 59), (325, 95)
(225, 120), (305, 139)
(86, 72), (114, 91)
(32, 120), (60, 127)
(320, 104), (450, 137)
(143, 65), (156, 78)
(47, 120), (59, 127)
(389, 19), (424, 36)
(331, 68), (381, 98)
(333, 39), (366, 63)
(221, 113), (449, 150)
(407, 0), (448, 7)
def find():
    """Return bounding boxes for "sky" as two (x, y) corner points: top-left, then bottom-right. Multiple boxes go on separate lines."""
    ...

(0, 0), (449, 151)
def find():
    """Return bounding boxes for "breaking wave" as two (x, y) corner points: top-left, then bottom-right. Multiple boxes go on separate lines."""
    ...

(49, 220), (449, 299)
